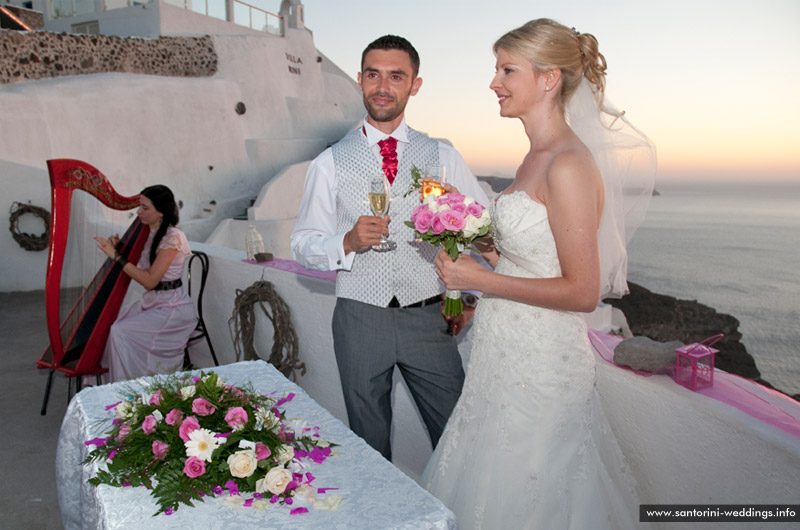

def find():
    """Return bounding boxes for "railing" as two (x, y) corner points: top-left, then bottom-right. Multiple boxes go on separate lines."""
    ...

(49, 0), (284, 37)
(232, 0), (282, 36)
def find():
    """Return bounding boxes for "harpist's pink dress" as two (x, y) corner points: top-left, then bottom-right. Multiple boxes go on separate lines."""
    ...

(104, 226), (196, 382)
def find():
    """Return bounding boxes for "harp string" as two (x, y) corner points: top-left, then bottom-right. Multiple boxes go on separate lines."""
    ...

(58, 191), (137, 364)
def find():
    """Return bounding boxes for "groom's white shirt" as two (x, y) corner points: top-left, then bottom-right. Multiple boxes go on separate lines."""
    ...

(291, 117), (488, 273)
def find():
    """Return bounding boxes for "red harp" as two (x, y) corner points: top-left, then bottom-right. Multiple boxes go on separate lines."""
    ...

(37, 159), (148, 415)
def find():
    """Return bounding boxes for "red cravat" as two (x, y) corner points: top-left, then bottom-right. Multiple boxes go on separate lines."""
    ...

(378, 136), (398, 185)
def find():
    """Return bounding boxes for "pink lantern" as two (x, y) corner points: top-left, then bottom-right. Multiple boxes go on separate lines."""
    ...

(674, 334), (723, 391)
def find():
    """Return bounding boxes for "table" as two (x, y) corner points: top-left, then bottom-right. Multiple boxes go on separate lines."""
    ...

(56, 360), (456, 530)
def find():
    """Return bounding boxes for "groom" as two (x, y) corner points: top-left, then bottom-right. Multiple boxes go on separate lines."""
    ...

(291, 35), (488, 460)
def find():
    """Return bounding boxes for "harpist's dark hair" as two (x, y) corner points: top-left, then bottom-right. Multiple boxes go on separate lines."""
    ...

(140, 185), (179, 265)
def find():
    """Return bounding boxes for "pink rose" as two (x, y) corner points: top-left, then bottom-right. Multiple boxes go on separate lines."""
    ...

(118, 424), (131, 440)
(431, 215), (445, 234)
(224, 385), (245, 399)
(152, 440), (169, 460)
(413, 209), (434, 233)
(444, 193), (466, 206)
(183, 456), (206, 478)
(192, 398), (216, 416)
(142, 414), (158, 435)
(149, 389), (163, 406)
(224, 407), (248, 430)
(255, 442), (271, 461)
(178, 416), (201, 442)
(449, 201), (467, 214)
(466, 202), (485, 217)
(165, 409), (183, 426)
(440, 210), (466, 232)
(410, 203), (429, 222)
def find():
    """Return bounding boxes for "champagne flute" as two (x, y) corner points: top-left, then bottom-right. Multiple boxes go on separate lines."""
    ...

(369, 177), (396, 252)
(421, 164), (446, 200)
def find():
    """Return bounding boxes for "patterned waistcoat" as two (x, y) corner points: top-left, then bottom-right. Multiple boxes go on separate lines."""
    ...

(332, 127), (442, 307)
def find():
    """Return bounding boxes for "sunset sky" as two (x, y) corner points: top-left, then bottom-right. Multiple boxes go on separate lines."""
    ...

(296, 0), (800, 183)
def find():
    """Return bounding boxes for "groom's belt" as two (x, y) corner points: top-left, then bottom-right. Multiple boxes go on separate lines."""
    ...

(387, 294), (442, 309)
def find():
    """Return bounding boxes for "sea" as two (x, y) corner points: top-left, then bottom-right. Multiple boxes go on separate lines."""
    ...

(625, 180), (800, 396)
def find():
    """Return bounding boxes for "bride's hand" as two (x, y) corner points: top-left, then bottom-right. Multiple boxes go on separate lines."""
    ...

(442, 183), (461, 195)
(435, 250), (483, 291)
(441, 183), (461, 195)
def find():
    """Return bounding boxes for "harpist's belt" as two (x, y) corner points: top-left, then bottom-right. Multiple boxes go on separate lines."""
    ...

(153, 279), (183, 291)
(387, 294), (442, 309)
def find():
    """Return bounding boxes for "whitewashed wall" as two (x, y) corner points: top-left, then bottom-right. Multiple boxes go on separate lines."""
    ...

(0, 20), (361, 291)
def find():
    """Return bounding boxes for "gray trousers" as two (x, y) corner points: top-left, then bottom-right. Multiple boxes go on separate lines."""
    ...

(332, 297), (465, 460)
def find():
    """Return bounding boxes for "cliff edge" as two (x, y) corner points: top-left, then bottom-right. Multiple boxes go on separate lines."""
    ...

(607, 282), (798, 401)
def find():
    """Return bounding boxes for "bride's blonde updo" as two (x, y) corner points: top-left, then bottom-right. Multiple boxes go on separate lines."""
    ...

(494, 18), (607, 102)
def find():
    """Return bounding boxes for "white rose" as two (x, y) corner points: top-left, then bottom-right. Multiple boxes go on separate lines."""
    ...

(422, 194), (438, 206)
(275, 445), (294, 465)
(259, 466), (293, 495)
(222, 494), (245, 508)
(227, 449), (258, 478)
(431, 201), (449, 214)
(114, 400), (132, 420)
(179, 385), (196, 400)
(251, 499), (269, 511)
(296, 484), (316, 503)
(462, 214), (484, 238)
(314, 494), (342, 511)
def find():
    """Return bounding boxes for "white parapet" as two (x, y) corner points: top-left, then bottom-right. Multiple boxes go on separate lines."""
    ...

(188, 242), (800, 510)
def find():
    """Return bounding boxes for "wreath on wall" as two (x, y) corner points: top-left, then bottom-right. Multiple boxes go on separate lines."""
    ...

(9, 201), (50, 252)
(228, 280), (306, 381)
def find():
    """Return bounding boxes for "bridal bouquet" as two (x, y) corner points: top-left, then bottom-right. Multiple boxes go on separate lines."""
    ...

(84, 372), (339, 516)
(405, 193), (492, 316)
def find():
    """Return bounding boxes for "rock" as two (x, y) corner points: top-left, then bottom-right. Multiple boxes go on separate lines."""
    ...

(606, 282), (763, 381)
(614, 336), (684, 372)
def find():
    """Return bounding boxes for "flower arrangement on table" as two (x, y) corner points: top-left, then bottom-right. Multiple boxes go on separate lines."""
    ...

(84, 372), (340, 516)
(405, 192), (492, 316)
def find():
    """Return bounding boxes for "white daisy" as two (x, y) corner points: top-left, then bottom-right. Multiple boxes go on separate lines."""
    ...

(184, 428), (221, 462)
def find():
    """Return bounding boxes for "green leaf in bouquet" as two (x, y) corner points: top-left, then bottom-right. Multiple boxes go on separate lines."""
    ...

(444, 237), (459, 260)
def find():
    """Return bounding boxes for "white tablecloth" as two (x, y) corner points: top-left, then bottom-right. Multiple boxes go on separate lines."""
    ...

(56, 360), (457, 530)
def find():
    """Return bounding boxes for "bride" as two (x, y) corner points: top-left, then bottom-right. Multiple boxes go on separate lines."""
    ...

(422, 19), (654, 529)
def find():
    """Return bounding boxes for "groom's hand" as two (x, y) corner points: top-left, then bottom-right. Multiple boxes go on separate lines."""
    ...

(444, 305), (475, 336)
(344, 215), (390, 253)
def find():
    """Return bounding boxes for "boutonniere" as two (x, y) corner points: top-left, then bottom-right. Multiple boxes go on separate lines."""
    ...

(402, 166), (424, 198)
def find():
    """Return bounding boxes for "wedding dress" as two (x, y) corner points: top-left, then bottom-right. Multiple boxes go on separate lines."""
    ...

(422, 191), (640, 529)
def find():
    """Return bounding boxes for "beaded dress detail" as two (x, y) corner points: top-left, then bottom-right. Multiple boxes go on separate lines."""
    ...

(422, 191), (639, 529)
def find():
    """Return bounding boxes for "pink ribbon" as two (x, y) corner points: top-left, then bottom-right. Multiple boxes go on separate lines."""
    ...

(588, 329), (800, 440)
